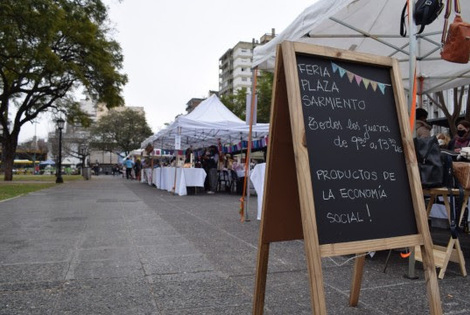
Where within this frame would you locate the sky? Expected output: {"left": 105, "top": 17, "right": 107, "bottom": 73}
{"left": 18, "top": 0, "right": 317, "bottom": 143}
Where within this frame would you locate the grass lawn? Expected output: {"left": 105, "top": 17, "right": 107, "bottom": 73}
{"left": 0, "top": 175, "right": 83, "bottom": 201}
{"left": 0, "top": 183, "right": 57, "bottom": 201}
{"left": 10, "top": 175, "right": 83, "bottom": 182}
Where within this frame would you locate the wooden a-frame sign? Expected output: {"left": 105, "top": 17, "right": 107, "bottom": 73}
{"left": 252, "top": 41, "right": 442, "bottom": 314}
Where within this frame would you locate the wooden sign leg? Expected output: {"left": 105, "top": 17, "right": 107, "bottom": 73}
{"left": 252, "top": 44, "right": 305, "bottom": 314}
{"left": 419, "top": 244, "right": 443, "bottom": 315}
{"left": 416, "top": 190, "right": 443, "bottom": 314}
{"left": 253, "top": 242, "right": 270, "bottom": 315}
{"left": 349, "top": 254, "right": 366, "bottom": 307}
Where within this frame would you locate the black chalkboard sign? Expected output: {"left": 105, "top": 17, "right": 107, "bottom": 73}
{"left": 254, "top": 42, "right": 442, "bottom": 315}
{"left": 296, "top": 53, "right": 418, "bottom": 245}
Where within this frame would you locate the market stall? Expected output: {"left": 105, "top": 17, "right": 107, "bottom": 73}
{"left": 142, "top": 94, "right": 269, "bottom": 151}
{"left": 141, "top": 94, "right": 268, "bottom": 196}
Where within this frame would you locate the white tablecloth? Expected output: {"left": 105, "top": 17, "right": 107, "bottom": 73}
{"left": 152, "top": 167, "right": 206, "bottom": 196}
{"left": 250, "top": 163, "right": 266, "bottom": 220}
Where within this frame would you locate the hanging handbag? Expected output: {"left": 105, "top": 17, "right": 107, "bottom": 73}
{"left": 441, "top": 0, "right": 470, "bottom": 63}
{"left": 453, "top": 161, "right": 470, "bottom": 189}
{"left": 401, "top": 0, "right": 444, "bottom": 36}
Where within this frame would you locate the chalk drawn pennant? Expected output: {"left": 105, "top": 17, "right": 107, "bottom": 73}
{"left": 253, "top": 41, "right": 442, "bottom": 315}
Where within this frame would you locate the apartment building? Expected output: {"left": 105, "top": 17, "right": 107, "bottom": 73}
{"left": 219, "top": 29, "right": 275, "bottom": 97}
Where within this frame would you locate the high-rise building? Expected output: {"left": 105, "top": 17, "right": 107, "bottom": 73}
{"left": 219, "top": 29, "right": 275, "bottom": 97}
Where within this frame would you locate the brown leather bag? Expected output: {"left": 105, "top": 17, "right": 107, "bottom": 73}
{"left": 441, "top": 0, "right": 470, "bottom": 63}
{"left": 453, "top": 161, "right": 470, "bottom": 189}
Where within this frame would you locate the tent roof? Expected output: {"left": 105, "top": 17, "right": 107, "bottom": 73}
{"left": 253, "top": 0, "right": 470, "bottom": 94}
{"left": 179, "top": 94, "right": 244, "bottom": 127}
{"left": 39, "top": 159, "right": 55, "bottom": 165}
{"left": 142, "top": 95, "right": 269, "bottom": 149}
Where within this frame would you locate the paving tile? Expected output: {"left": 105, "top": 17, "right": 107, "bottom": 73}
{"left": 54, "top": 277, "right": 157, "bottom": 314}
{"left": 1, "top": 176, "right": 469, "bottom": 314}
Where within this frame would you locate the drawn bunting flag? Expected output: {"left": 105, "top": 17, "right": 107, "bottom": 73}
{"left": 331, "top": 62, "right": 390, "bottom": 95}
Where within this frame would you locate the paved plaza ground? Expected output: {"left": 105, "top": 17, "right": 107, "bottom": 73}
{"left": 0, "top": 176, "right": 469, "bottom": 314}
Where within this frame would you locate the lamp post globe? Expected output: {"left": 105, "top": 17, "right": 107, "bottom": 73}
{"left": 56, "top": 118, "right": 65, "bottom": 184}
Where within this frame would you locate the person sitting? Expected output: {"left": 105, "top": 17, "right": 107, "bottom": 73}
{"left": 415, "top": 108, "right": 432, "bottom": 138}
{"left": 224, "top": 154, "right": 234, "bottom": 170}
{"left": 436, "top": 133, "right": 451, "bottom": 149}
{"left": 448, "top": 120, "right": 470, "bottom": 153}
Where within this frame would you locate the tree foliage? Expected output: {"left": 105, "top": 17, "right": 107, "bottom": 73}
{"left": 221, "top": 88, "right": 248, "bottom": 120}
{"left": 220, "top": 71, "right": 273, "bottom": 123}
{"left": 0, "top": 0, "right": 127, "bottom": 180}
{"left": 90, "top": 108, "right": 153, "bottom": 156}
{"left": 256, "top": 71, "right": 274, "bottom": 123}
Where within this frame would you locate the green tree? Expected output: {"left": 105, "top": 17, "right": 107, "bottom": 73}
{"left": 220, "top": 71, "right": 273, "bottom": 123}
{"left": 256, "top": 71, "right": 274, "bottom": 123}
{"left": 221, "top": 88, "right": 248, "bottom": 120}
{"left": 0, "top": 0, "right": 127, "bottom": 180}
{"left": 90, "top": 108, "right": 153, "bottom": 156}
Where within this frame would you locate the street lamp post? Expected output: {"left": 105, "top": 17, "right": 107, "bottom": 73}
{"left": 79, "top": 144, "right": 89, "bottom": 179}
{"left": 56, "top": 118, "right": 65, "bottom": 183}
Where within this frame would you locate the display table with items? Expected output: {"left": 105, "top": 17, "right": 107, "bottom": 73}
{"left": 415, "top": 187, "right": 469, "bottom": 279}
{"left": 152, "top": 167, "right": 206, "bottom": 196}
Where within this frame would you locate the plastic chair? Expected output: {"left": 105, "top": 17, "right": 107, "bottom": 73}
{"left": 230, "top": 170, "right": 238, "bottom": 193}
{"left": 217, "top": 170, "right": 231, "bottom": 192}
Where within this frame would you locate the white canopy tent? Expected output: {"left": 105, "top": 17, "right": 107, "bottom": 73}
{"left": 142, "top": 94, "right": 269, "bottom": 150}
{"left": 253, "top": 0, "right": 470, "bottom": 95}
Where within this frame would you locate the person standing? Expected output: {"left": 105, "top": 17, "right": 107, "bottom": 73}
{"left": 134, "top": 159, "right": 142, "bottom": 181}
{"left": 124, "top": 158, "right": 134, "bottom": 180}
{"left": 202, "top": 147, "right": 218, "bottom": 194}
{"left": 415, "top": 108, "right": 432, "bottom": 138}
{"left": 93, "top": 161, "right": 100, "bottom": 176}
{"left": 112, "top": 164, "right": 119, "bottom": 176}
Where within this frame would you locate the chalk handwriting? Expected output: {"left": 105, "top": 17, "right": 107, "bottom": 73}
{"left": 300, "top": 79, "right": 339, "bottom": 93}
{"left": 326, "top": 211, "right": 365, "bottom": 224}
{"left": 338, "top": 185, "right": 387, "bottom": 200}
{"left": 302, "top": 95, "right": 366, "bottom": 110}
{"left": 323, "top": 189, "right": 335, "bottom": 200}
{"left": 297, "top": 63, "right": 331, "bottom": 77}
{"left": 316, "top": 169, "right": 379, "bottom": 181}
{"left": 308, "top": 116, "right": 343, "bottom": 131}
{"left": 326, "top": 204, "right": 372, "bottom": 224}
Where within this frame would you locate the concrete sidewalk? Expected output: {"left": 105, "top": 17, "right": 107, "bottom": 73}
{"left": 0, "top": 176, "right": 469, "bottom": 314}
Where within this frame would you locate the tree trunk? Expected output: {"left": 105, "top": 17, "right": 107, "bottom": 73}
{"left": 3, "top": 132, "right": 19, "bottom": 181}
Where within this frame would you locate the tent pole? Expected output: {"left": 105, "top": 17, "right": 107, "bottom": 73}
{"left": 408, "top": 0, "right": 417, "bottom": 113}
{"left": 406, "top": 0, "right": 419, "bottom": 280}
{"left": 159, "top": 138, "right": 163, "bottom": 190}
{"left": 240, "top": 66, "right": 258, "bottom": 222}
{"left": 150, "top": 145, "right": 154, "bottom": 185}
{"left": 172, "top": 127, "right": 182, "bottom": 195}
